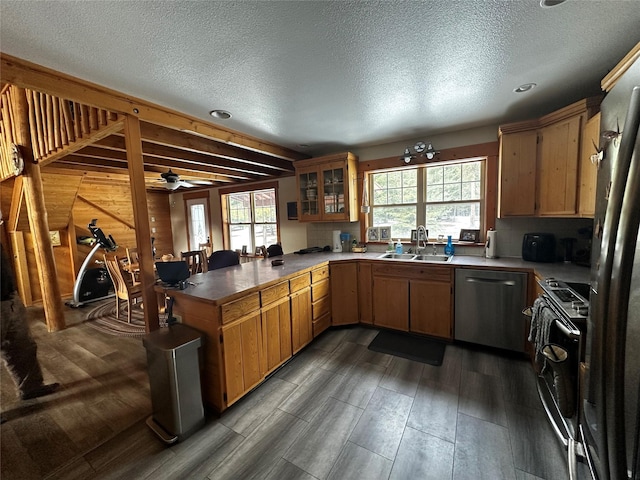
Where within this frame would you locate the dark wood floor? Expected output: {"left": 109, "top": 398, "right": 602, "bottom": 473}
{"left": 2, "top": 307, "right": 571, "bottom": 480}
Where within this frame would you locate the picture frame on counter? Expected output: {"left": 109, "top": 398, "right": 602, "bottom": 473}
{"left": 459, "top": 229, "right": 480, "bottom": 242}
{"left": 367, "top": 227, "right": 379, "bottom": 242}
{"left": 379, "top": 226, "right": 391, "bottom": 241}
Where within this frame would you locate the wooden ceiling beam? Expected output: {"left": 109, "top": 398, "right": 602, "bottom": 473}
{"left": 56, "top": 155, "right": 236, "bottom": 184}
{"left": 90, "top": 135, "right": 276, "bottom": 177}
{"left": 1, "top": 53, "right": 309, "bottom": 162}
{"left": 69, "top": 148, "right": 255, "bottom": 181}
{"left": 138, "top": 123, "right": 295, "bottom": 172}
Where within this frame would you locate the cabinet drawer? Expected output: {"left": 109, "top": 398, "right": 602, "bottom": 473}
{"left": 372, "top": 263, "right": 451, "bottom": 282}
{"left": 221, "top": 292, "right": 261, "bottom": 324}
{"left": 261, "top": 281, "right": 290, "bottom": 307}
{"left": 313, "top": 295, "right": 331, "bottom": 320}
{"left": 313, "top": 312, "right": 331, "bottom": 337}
{"left": 311, "top": 278, "right": 330, "bottom": 302}
{"left": 311, "top": 265, "right": 329, "bottom": 283}
{"left": 290, "top": 273, "right": 311, "bottom": 293}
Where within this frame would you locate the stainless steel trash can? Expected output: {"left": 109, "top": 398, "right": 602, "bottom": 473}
{"left": 142, "top": 323, "right": 205, "bottom": 443}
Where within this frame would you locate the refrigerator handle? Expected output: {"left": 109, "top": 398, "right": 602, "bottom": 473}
{"left": 604, "top": 85, "right": 640, "bottom": 480}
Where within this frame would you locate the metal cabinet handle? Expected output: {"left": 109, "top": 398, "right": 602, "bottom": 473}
{"left": 465, "top": 277, "right": 516, "bottom": 286}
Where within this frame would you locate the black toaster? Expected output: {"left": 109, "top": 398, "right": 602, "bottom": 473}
{"left": 522, "top": 233, "right": 556, "bottom": 262}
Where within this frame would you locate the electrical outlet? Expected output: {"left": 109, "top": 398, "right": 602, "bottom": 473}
{"left": 172, "top": 314, "right": 182, "bottom": 323}
{"left": 151, "top": 227, "right": 156, "bottom": 233}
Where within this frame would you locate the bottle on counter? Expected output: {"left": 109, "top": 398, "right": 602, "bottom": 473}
{"left": 395, "top": 239, "right": 403, "bottom": 254}
{"left": 444, "top": 235, "right": 455, "bottom": 256}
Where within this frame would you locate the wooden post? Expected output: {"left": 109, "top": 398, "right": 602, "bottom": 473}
{"left": 123, "top": 115, "right": 159, "bottom": 331}
{"left": 13, "top": 87, "right": 66, "bottom": 331}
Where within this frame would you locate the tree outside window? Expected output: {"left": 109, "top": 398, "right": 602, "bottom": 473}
{"left": 227, "top": 188, "right": 278, "bottom": 251}
{"left": 369, "top": 159, "right": 483, "bottom": 241}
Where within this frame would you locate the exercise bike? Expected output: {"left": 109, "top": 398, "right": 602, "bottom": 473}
{"left": 67, "top": 219, "right": 118, "bottom": 307}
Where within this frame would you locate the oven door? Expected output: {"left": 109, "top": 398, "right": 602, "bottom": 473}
{"left": 528, "top": 295, "right": 582, "bottom": 447}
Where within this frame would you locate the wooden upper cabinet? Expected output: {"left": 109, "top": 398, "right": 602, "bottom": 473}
{"left": 497, "top": 97, "right": 601, "bottom": 218}
{"left": 294, "top": 152, "right": 358, "bottom": 222}
{"left": 578, "top": 113, "right": 601, "bottom": 217}
{"left": 537, "top": 114, "right": 582, "bottom": 216}
{"left": 498, "top": 130, "right": 538, "bottom": 216}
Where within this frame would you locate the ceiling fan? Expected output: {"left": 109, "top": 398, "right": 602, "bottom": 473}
{"left": 149, "top": 169, "right": 214, "bottom": 190}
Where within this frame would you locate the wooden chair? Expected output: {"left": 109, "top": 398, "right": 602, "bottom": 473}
{"left": 125, "top": 247, "right": 140, "bottom": 284}
{"left": 198, "top": 241, "right": 212, "bottom": 257}
{"left": 103, "top": 254, "right": 143, "bottom": 323}
{"left": 181, "top": 250, "right": 208, "bottom": 274}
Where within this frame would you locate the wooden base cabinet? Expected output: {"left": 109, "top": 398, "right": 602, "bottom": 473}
{"left": 409, "top": 276, "right": 453, "bottom": 339}
{"left": 261, "top": 297, "right": 292, "bottom": 376}
{"left": 221, "top": 312, "right": 263, "bottom": 406}
{"left": 371, "top": 263, "right": 453, "bottom": 338}
{"left": 290, "top": 272, "right": 312, "bottom": 353}
{"left": 372, "top": 265, "right": 409, "bottom": 331}
{"left": 330, "top": 262, "right": 359, "bottom": 326}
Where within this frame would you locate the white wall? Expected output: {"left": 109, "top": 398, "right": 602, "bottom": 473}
{"left": 169, "top": 176, "right": 308, "bottom": 256}
{"left": 168, "top": 124, "right": 593, "bottom": 261}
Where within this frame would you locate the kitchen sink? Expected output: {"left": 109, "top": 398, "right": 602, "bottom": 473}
{"left": 413, "top": 254, "right": 453, "bottom": 263}
{"left": 376, "top": 253, "right": 453, "bottom": 263}
{"left": 377, "top": 253, "right": 417, "bottom": 260}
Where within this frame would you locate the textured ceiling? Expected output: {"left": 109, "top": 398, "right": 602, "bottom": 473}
{"left": 2, "top": 1, "right": 640, "bottom": 157}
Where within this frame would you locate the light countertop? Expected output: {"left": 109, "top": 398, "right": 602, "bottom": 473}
{"left": 157, "top": 251, "right": 590, "bottom": 305}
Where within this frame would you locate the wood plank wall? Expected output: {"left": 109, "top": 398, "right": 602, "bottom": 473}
{"left": 4, "top": 175, "right": 173, "bottom": 304}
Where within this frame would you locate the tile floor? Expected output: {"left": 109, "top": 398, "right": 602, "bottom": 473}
{"left": 51, "top": 325, "right": 572, "bottom": 479}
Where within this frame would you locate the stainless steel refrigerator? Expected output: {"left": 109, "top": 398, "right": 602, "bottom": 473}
{"left": 578, "top": 53, "right": 640, "bottom": 480}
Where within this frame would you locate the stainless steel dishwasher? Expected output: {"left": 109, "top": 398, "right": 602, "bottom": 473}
{"left": 455, "top": 269, "right": 528, "bottom": 352}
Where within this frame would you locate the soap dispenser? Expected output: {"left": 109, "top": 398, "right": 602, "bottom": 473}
{"left": 395, "top": 239, "right": 403, "bottom": 254}
{"left": 444, "top": 235, "right": 455, "bottom": 256}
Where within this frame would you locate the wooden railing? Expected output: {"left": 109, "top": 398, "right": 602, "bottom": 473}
{"left": 1, "top": 84, "right": 121, "bottom": 179}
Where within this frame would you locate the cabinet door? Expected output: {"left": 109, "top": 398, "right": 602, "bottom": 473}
{"left": 297, "top": 166, "right": 322, "bottom": 222}
{"left": 538, "top": 115, "right": 582, "bottom": 216}
{"left": 330, "top": 262, "right": 359, "bottom": 325}
{"left": 578, "top": 113, "right": 600, "bottom": 217}
{"left": 261, "top": 298, "right": 292, "bottom": 375}
{"left": 222, "top": 312, "right": 263, "bottom": 406}
{"left": 409, "top": 280, "right": 452, "bottom": 339}
{"left": 372, "top": 276, "right": 409, "bottom": 331}
{"left": 498, "top": 131, "right": 538, "bottom": 216}
{"left": 291, "top": 287, "right": 312, "bottom": 353}
{"left": 358, "top": 262, "right": 373, "bottom": 324}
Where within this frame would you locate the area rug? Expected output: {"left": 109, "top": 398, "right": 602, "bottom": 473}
{"left": 368, "top": 330, "right": 446, "bottom": 366}
{"left": 85, "top": 301, "right": 166, "bottom": 337}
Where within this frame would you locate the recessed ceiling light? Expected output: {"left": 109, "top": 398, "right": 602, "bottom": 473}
{"left": 297, "top": 144, "right": 310, "bottom": 149}
{"left": 209, "top": 109, "right": 232, "bottom": 119}
{"left": 514, "top": 83, "right": 537, "bottom": 93}
{"left": 540, "top": 0, "right": 567, "bottom": 7}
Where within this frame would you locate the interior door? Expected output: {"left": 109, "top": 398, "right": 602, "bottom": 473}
{"left": 185, "top": 197, "right": 211, "bottom": 251}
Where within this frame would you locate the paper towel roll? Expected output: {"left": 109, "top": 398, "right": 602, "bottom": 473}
{"left": 332, "top": 230, "right": 342, "bottom": 252}
{"left": 486, "top": 230, "right": 497, "bottom": 258}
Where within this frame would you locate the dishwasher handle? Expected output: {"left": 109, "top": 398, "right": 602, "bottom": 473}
{"left": 464, "top": 277, "right": 517, "bottom": 286}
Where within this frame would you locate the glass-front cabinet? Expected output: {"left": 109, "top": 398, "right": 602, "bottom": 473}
{"left": 295, "top": 152, "right": 358, "bottom": 222}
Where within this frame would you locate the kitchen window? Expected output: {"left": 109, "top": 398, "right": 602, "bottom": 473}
{"left": 221, "top": 183, "right": 280, "bottom": 252}
{"left": 369, "top": 158, "right": 484, "bottom": 241}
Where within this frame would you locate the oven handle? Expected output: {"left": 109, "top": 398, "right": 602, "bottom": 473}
{"left": 525, "top": 295, "right": 581, "bottom": 339}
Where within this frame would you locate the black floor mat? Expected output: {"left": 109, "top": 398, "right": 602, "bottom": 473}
{"left": 368, "top": 330, "right": 446, "bottom": 366}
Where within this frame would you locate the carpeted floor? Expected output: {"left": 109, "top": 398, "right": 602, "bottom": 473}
{"left": 85, "top": 300, "right": 166, "bottom": 336}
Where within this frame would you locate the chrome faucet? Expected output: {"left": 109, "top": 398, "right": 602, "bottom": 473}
{"left": 416, "top": 225, "right": 428, "bottom": 254}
